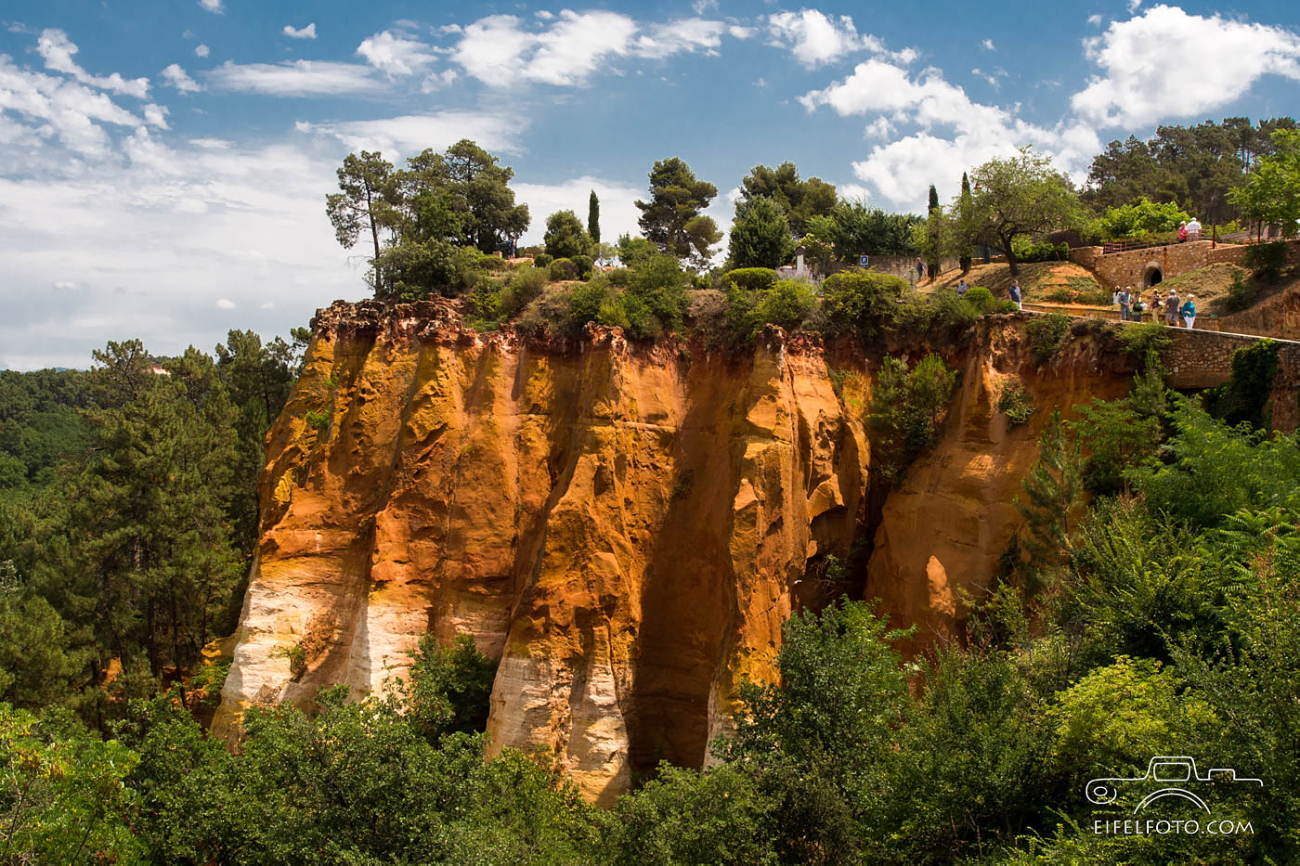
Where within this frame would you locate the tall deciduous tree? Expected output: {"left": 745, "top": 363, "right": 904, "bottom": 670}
{"left": 970, "top": 149, "right": 1082, "bottom": 276}
{"left": 326, "top": 151, "right": 398, "bottom": 294}
{"left": 1230, "top": 128, "right": 1300, "bottom": 237}
{"left": 587, "top": 190, "right": 601, "bottom": 244}
{"left": 543, "top": 210, "right": 592, "bottom": 260}
{"left": 728, "top": 197, "right": 795, "bottom": 270}
{"left": 635, "top": 157, "right": 722, "bottom": 266}
{"left": 739, "top": 162, "right": 837, "bottom": 237}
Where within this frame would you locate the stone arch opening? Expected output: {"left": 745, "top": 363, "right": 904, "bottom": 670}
{"left": 1144, "top": 264, "right": 1164, "bottom": 288}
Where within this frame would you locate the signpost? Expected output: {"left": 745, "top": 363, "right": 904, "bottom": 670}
{"left": 858, "top": 255, "right": 870, "bottom": 268}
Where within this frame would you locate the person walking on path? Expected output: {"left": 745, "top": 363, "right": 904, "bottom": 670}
{"left": 1181, "top": 294, "right": 1197, "bottom": 329}
{"left": 1117, "top": 286, "right": 1131, "bottom": 322}
{"left": 916, "top": 257, "right": 924, "bottom": 281}
{"left": 1164, "top": 288, "right": 1181, "bottom": 326}
{"left": 1009, "top": 279, "right": 1023, "bottom": 310}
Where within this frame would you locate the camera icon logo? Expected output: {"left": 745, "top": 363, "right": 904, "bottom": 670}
{"left": 1085, "top": 756, "right": 1262, "bottom": 814}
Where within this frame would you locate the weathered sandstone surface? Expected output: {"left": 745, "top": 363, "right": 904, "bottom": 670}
{"left": 215, "top": 301, "right": 1189, "bottom": 802}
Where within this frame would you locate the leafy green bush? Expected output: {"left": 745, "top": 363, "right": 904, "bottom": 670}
{"left": 820, "top": 271, "right": 908, "bottom": 341}
{"left": 1097, "top": 198, "right": 1190, "bottom": 240}
{"left": 867, "top": 353, "right": 959, "bottom": 479}
{"left": 622, "top": 255, "right": 689, "bottom": 338}
{"left": 1244, "top": 240, "right": 1290, "bottom": 282}
{"left": 1203, "top": 338, "right": 1281, "bottom": 429}
{"left": 304, "top": 409, "right": 330, "bottom": 431}
{"left": 549, "top": 258, "right": 578, "bottom": 281}
{"left": 724, "top": 280, "right": 817, "bottom": 343}
{"left": 478, "top": 254, "right": 510, "bottom": 272}
{"left": 996, "top": 381, "right": 1035, "bottom": 425}
{"left": 465, "top": 279, "right": 503, "bottom": 326}
{"left": 1024, "top": 313, "right": 1070, "bottom": 361}
{"left": 722, "top": 267, "right": 779, "bottom": 293}
{"left": 962, "top": 286, "right": 995, "bottom": 312}
{"left": 499, "top": 267, "right": 549, "bottom": 319}
{"left": 1012, "top": 239, "right": 1069, "bottom": 263}
{"left": 1117, "top": 322, "right": 1172, "bottom": 366}
{"left": 606, "top": 267, "right": 630, "bottom": 287}
{"left": 404, "top": 633, "right": 499, "bottom": 743}
{"left": 532, "top": 252, "right": 553, "bottom": 268}
{"left": 569, "top": 254, "right": 594, "bottom": 280}
{"left": 374, "top": 240, "right": 480, "bottom": 300}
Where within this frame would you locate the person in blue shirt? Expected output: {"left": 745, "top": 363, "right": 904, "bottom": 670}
{"left": 1181, "top": 294, "right": 1197, "bottom": 329}
{"left": 957, "top": 279, "right": 969, "bottom": 295}
{"left": 1009, "top": 280, "right": 1022, "bottom": 309}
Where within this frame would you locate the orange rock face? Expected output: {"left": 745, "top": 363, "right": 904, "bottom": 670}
{"left": 215, "top": 303, "right": 1141, "bottom": 803}
{"left": 214, "top": 301, "right": 872, "bottom": 805}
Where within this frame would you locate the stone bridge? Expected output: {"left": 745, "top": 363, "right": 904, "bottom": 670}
{"left": 1069, "top": 240, "right": 1250, "bottom": 289}
{"left": 1151, "top": 327, "right": 1299, "bottom": 430}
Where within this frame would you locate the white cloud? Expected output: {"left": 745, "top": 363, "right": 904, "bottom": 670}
{"left": 692, "top": 0, "right": 718, "bottom": 14}
{"left": 283, "top": 23, "right": 317, "bottom": 40}
{"left": 421, "top": 69, "right": 459, "bottom": 92}
{"left": 0, "top": 54, "right": 142, "bottom": 155}
{"left": 1072, "top": 5, "right": 1300, "bottom": 128}
{"left": 0, "top": 138, "right": 361, "bottom": 370}
{"left": 143, "top": 104, "right": 169, "bottom": 129}
{"left": 452, "top": 11, "right": 730, "bottom": 87}
{"left": 298, "top": 111, "right": 525, "bottom": 158}
{"left": 37, "top": 29, "right": 150, "bottom": 98}
{"left": 207, "top": 60, "right": 383, "bottom": 96}
{"left": 801, "top": 57, "right": 1101, "bottom": 210}
{"left": 1087, "top": 14, "right": 1103, "bottom": 26}
{"left": 198, "top": 0, "right": 223, "bottom": 14}
{"left": 981, "top": 38, "right": 995, "bottom": 51}
{"left": 1127, "top": 0, "right": 1143, "bottom": 11}
{"left": 635, "top": 18, "right": 727, "bottom": 59}
{"left": 161, "top": 63, "right": 203, "bottom": 93}
{"left": 53, "top": 280, "right": 78, "bottom": 290}
{"left": 195, "top": 44, "right": 210, "bottom": 58}
{"left": 729, "top": 25, "right": 757, "bottom": 40}
{"left": 512, "top": 177, "right": 644, "bottom": 246}
{"left": 189, "top": 138, "right": 231, "bottom": 149}
{"left": 216, "top": 298, "right": 236, "bottom": 309}
{"left": 356, "top": 31, "right": 437, "bottom": 77}
{"left": 766, "top": 10, "right": 880, "bottom": 67}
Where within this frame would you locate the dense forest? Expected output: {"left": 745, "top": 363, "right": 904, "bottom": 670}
{"left": 3, "top": 115, "right": 1300, "bottom": 863}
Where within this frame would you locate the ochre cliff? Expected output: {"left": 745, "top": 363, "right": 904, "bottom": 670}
{"left": 215, "top": 301, "right": 1166, "bottom": 802}
{"left": 213, "top": 300, "right": 874, "bottom": 804}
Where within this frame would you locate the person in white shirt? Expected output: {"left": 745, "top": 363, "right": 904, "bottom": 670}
{"left": 1186, "top": 217, "right": 1202, "bottom": 241}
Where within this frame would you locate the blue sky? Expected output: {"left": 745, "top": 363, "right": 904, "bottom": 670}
{"left": 2, "top": 1, "right": 1299, "bottom": 368}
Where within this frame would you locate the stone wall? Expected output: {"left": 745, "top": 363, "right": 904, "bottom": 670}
{"left": 868, "top": 254, "right": 961, "bottom": 282}
{"left": 1070, "top": 241, "right": 1250, "bottom": 289}
{"left": 1164, "top": 328, "right": 1300, "bottom": 431}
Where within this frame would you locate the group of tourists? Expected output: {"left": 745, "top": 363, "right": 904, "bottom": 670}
{"left": 1177, "top": 218, "right": 1203, "bottom": 243}
{"left": 1114, "top": 285, "right": 1196, "bottom": 328}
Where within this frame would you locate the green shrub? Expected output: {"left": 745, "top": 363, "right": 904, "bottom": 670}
{"left": 532, "top": 252, "right": 554, "bottom": 268}
{"left": 374, "top": 241, "right": 480, "bottom": 300}
{"left": 1024, "top": 313, "right": 1070, "bottom": 361}
{"left": 962, "top": 286, "right": 996, "bottom": 313}
{"left": 569, "top": 254, "right": 594, "bottom": 280}
{"left": 304, "top": 409, "right": 330, "bottom": 431}
{"left": 821, "top": 271, "right": 908, "bottom": 341}
{"left": 607, "top": 267, "right": 630, "bottom": 287}
{"left": 1203, "top": 338, "right": 1281, "bottom": 429}
{"left": 465, "top": 280, "right": 503, "bottom": 325}
{"left": 931, "top": 289, "right": 978, "bottom": 333}
{"left": 1117, "top": 322, "right": 1172, "bottom": 366}
{"left": 499, "top": 267, "right": 549, "bottom": 319}
{"left": 725, "top": 280, "right": 818, "bottom": 343}
{"left": 1243, "top": 240, "right": 1290, "bottom": 282}
{"left": 478, "top": 254, "right": 510, "bottom": 272}
{"left": 549, "top": 258, "right": 578, "bottom": 281}
{"left": 623, "top": 255, "right": 689, "bottom": 338}
{"left": 1012, "top": 239, "right": 1069, "bottom": 263}
{"left": 567, "top": 278, "right": 628, "bottom": 335}
{"left": 867, "top": 353, "right": 959, "bottom": 480}
{"left": 722, "top": 268, "right": 779, "bottom": 293}
{"left": 996, "top": 382, "right": 1035, "bottom": 425}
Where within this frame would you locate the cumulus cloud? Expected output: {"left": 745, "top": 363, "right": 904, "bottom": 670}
{"left": 356, "top": 31, "right": 437, "bottom": 77}
{"left": 766, "top": 9, "right": 881, "bottom": 67}
{"left": 1072, "top": 5, "right": 1300, "bottom": 128}
{"left": 216, "top": 298, "right": 236, "bottom": 309}
{"left": 195, "top": 44, "right": 210, "bottom": 58}
{"left": 161, "top": 63, "right": 202, "bottom": 93}
{"left": 283, "top": 23, "right": 317, "bottom": 40}
{"left": 37, "top": 29, "right": 150, "bottom": 98}
{"left": 0, "top": 53, "right": 142, "bottom": 156}
{"left": 451, "top": 10, "right": 732, "bottom": 87}
{"left": 207, "top": 60, "right": 383, "bottom": 96}
{"left": 296, "top": 110, "right": 525, "bottom": 158}
{"left": 198, "top": 0, "right": 223, "bottom": 14}
{"left": 981, "top": 38, "right": 995, "bottom": 51}
{"left": 801, "top": 58, "right": 1100, "bottom": 210}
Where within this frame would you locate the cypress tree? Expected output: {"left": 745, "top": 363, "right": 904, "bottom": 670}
{"left": 925, "top": 184, "right": 942, "bottom": 280}
{"left": 959, "top": 172, "right": 974, "bottom": 274}
{"left": 587, "top": 190, "right": 601, "bottom": 245}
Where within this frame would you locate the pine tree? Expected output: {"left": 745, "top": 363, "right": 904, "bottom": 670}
{"left": 1015, "top": 409, "right": 1083, "bottom": 570}
{"left": 587, "top": 190, "right": 601, "bottom": 244}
